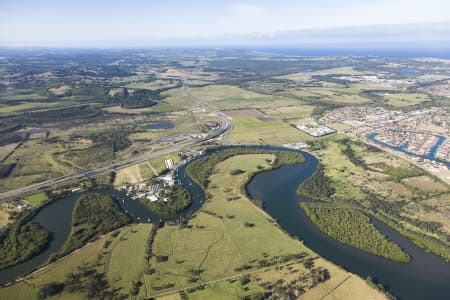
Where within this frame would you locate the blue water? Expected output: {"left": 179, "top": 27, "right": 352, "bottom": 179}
{"left": 247, "top": 162, "right": 450, "bottom": 300}
{"left": 367, "top": 130, "right": 449, "bottom": 168}
{"left": 146, "top": 122, "right": 174, "bottom": 130}
{"left": 256, "top": 48, "right": 450, "bottom": 59}
{"left": 399, "top": 68, "right": 423, "bottom": 76}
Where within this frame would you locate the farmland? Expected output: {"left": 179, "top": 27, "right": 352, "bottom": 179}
{"left": 0, "top": 48, "right": 449, "bottom": 299}
{"left": 0, "top": 153, "right": 385, "bottom": 299}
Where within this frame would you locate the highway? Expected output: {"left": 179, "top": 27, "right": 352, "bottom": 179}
{"left": 0, "top": 81, "right": 233, "bottom": 201}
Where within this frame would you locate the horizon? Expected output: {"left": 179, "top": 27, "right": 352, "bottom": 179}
{"left": 1, "top": 0, "right": 450, "bottom": 48}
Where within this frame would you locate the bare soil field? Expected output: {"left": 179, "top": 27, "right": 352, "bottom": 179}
{"left": 48, "top": 85, "right": 71, "bottom": 96}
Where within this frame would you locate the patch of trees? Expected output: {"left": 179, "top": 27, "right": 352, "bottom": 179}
{"left": 401, "top": 216, "right": 443, "bottom": 235}
{"left": 338, "top": 138, "right": 369, "bottom": 169}
{"left": 71, "top": 86, "right": 109, "bottom": 100}
{"left": 37, "top": 282, "right": 65, "bottom": 299}
{"left": 371, "top": 162, "right": 425, "bottom": 182}
{"left": 237, "top": 252, "right": 309, "bottom": 270}
{"left": 255, "top": 264, "right": 330, "bottom": 300}
{"left": 39, "top": 265, "right": 122, "bottom": 299}
{"left": 244, "top": 222, "right": 255, "bottom": 227}
{"left": 0, "top": 163, "right": 16, "bottom": 178}
{"left": 310, "top": 267, "right": 331, "bottom": 287}
{"left": 0, "top": 211, "right": 50, "bottom": 270}
{"left": 365, "top": 276, "right": 397, "bottom": 300}
{"left": 366, "top": 193, "right": 404, "bottom": 217}
{"left": 0, "top": 132, "right": 26, "bottom": 146}
{"left": 106, "top": 87, "right": 168, "bottom": 108}
{"left": 301, "top": 203, "right": 410, "bottom": 263}
{"left": 121, "top": 88, "right": 163, "bottom": 108}
{"left": 376, "top": 214, "right": 450, "bottom": 262}
{"left": 89, "top": 128, "right": 131, "bottom": 153}
{"left": 22, "top": 105, "right": 101, "bottom": 124}
{"left": 0, "top": 122, "right": 21, "bottom": 134}
{"left": 230, "top": 169, "right": 246, "bottom": 175}
{"left": 145, "top": 223, "right": 159, "bottom": 275}
{"left": 186, "top": 147, "right": 305, "bottom": 188}
{"left": 297, "top": 165, "right": 335, "bottom": 200}
{"left": 144, "top": 185, "right": 191, "bottom": 217}
{"left": 59, "top": 193, "right": 129, "bottom": 256}
{"left": 66, "top": 128, "right": 131, "bottom": 167}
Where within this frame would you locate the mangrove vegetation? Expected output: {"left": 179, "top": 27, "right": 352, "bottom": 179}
{"left": 143, "top": 185, "right": 191, "bottom": 217}
{"left": 301, "top": 203, "right": 410, "bottom": 263}
{"left": 59, "top": 193, "right": 129, "bottom": 256}
{"left": 0, "top": 215, "right": 49, "bottom": 271}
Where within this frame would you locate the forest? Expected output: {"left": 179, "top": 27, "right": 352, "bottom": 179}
{"left": 301, "top": 203, "right": 410, "bottom": 263}
{"left": 0, "top": 212, "right": 49, "bottom": 270}
{"left": 297, "top": 165, "right": 335, "bottom": 200}
{"left": 58, "top": 193, "right": 129, "bottom": 257}
{"left": 143, "top": 185, "right": 191, "bottom": 216}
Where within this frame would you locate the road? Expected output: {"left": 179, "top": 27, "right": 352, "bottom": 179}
{"left": 0, "top": 81, "right": 233, "bottom": 201}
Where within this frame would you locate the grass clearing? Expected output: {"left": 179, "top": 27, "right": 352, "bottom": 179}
{"left": 0, "top": 143, "right": 19, "bottom": 162}
{"left": 384, "top": 93, "right": 431, "bottom": 107}
{"left": 0, "top": 102, "right": 60, "bottom": 114}
{"left": 0, "top": 223, "right": 151, "bottom": 300}
{"left": 229, "top": 116, "right": 312, "bottom": 144}
{"left": 260, "top": 104, "right": 316, "bottom": 119}
{"left": 106, "top": 223, "right": 151, "bottom": 294}
{"left": 114, "top": 164, "right": 144, "bottom": 185}
{"left": 24, "top": 192, "right": 48, "bottom": 207}
{"left": 145, "top": 154, "right": 313, "bottom": 291}
{"left": 401, "top": 175, "right": 448, "bottom": 193}
{"left": 0, "top": 153, "right": 384, "bottom": 300}
{"left": 190, "top": 85, "right": 300, "bottom": 110}
{"left": 144, "top": 154, "right": 384, "bottom": 299}
{"left": 114, "top": 151, "right": 180, "bottom": 186}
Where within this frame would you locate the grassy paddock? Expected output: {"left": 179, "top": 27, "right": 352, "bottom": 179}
{"left": 229, "top": 116, "right": 311, "bottom": 144}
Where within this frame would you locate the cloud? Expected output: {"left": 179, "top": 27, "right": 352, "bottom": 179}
{"left": 216, "top": 3, "right": 269, "bottom": 34}
{"left": 229, "top": 4, "right": 266, "bottom": 16}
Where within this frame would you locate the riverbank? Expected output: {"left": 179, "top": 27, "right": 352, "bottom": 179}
{"left": 246, "top": 154, "right": 450, "bottom": 300}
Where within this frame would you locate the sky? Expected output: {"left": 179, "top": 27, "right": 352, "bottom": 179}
{"left": 1, "top": 0, "right": 450, "bottom": 47}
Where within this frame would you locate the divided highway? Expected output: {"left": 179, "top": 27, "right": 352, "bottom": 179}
{"left": 0, "top": 82, "right": 233, "bottom": 201}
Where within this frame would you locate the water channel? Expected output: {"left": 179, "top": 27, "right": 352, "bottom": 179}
{"left": 0, "top": 147, "right": 448, "bottom": 300}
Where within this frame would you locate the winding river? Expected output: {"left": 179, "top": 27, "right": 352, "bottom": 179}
{"left": 0, "top": 147, "right": 449, "bottom": 300}
{"left": 246, "top": 151, "right": 450, "bottom": 300}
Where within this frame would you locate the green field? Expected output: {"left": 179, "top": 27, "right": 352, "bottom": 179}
{"left": 0, "top": 102, "right": 60, "bottom": 115}
{"left": 0, "top": 153, "right": 384, "bottom": 300}
{"left": 309, "top": 137, "right": 450, "bottom": 260}
{"left": 190, "top": 85, "right": 300, "bottom": 110}
{"left": 229, "top": 116, "right": 311, "bottom": 144}
{"left": 384, "top": 93, "right": 431, "bottom": 107}
{"left": 24, "top": 192, "right": 48, "bottom": 207}
{"left": 142, "top": 153, "right": 383, "bottom": 299}
{"left": 145, "top": 154, "right": 311, "bottom": 291}
{"left": 0, "top": 223, "right": 151, "bottom": 300}
{"left": 105, "top": 223, "right": 151, "bottom": 295}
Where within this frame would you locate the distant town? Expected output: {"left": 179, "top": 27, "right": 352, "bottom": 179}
{"left": 320, "top": 106, "right": 450, "bottom": 183}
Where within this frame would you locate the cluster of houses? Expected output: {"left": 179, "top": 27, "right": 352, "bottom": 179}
{"left": 296, "top": 121, "right": 336, "bottom": 137}
{"left": 120, "top": 174, "right": 176, "bottom": 203}
{"left": 120, "top": 159, "right": 178, "bottom": 203}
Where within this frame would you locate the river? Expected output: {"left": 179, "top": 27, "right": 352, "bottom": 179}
{"left": 246, "top": 151, "right": 450, "bottom": 300}
{"left": 0, "top": 147, "right": 449, "bottom": 300}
